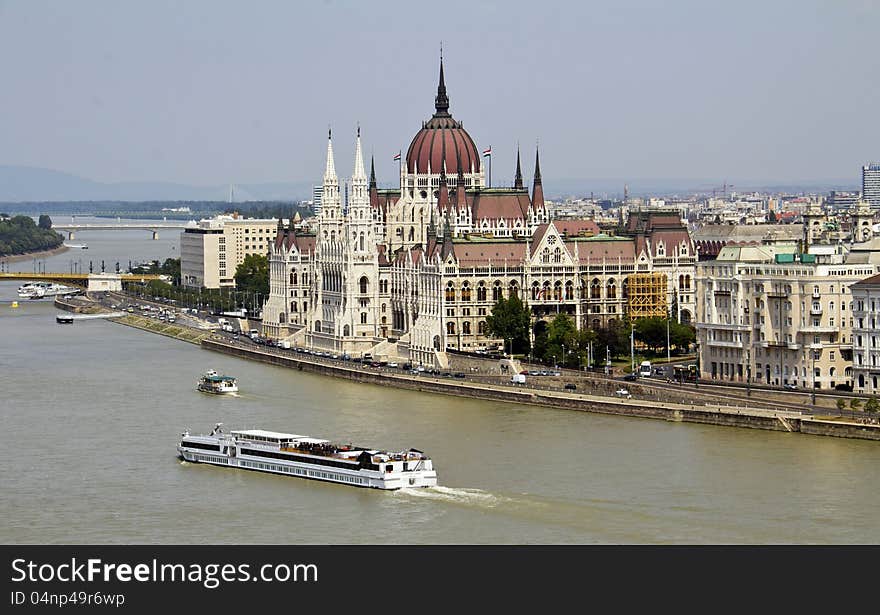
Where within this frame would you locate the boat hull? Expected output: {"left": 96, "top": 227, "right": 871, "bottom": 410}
{"left": 178, "top": 447, "right": 437, "bottom": 490}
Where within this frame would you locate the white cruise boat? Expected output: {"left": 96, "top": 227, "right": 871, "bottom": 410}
{"left": 178, "top": 424, "right": 438, "bottom": 490}
{"left": 18, "top": 282, "right": 79, "bottom": 299}
{"left": 197, "top": 369, "right": 238, "bottom": 394}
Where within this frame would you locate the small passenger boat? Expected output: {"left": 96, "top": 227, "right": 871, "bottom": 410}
{"left": 197, "top": 369, "right": 238, "bottom": 395}
{"left": 56, "top": 314, "right": 74, "bottom": 324}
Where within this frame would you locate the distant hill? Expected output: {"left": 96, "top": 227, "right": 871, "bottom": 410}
{"left": 0, "top": 165, "right": 859, "bottom": 203}
{"left": 0, "top": 166, "right": 315, "bottom": 202}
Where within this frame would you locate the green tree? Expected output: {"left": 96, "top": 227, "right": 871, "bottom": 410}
{"left": 160, "top": 258, "right": 181, "bottom": 285}
{"left": 670, "top": 321, "right": 696, "bottom": 352}
{"left": 38, "top": 214, "right": 52, "bottom": 230}
{"left": 485, "top": 295, "right": 532, "bottom": 355}
{"left": 864, "top": 396, "right": 879, "bottom": 416}
{"left": 836, "top": 398, "right": 847, "bottom": 413}
{"left": 850, "top": 398, "right": 862, "bottom": 413}
{"left": 595, "top": 320, "right": 631, "bottom": 360}
{"left": 634, "top": 317, "right": 666, "bottom": 353}
{"left": 234, "top": 253, "right": 269, "bottom": 297}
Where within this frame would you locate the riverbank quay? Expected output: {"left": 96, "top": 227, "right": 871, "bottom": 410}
{"left": 202, "top": 338, "right": 880, "bottom": 442}
{"left": 0, "top": 244, "right": 69, "bottom": 264}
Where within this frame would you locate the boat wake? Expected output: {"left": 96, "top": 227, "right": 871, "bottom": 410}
{"left": 395, "top": 486, "right": 511, "bottom": 509}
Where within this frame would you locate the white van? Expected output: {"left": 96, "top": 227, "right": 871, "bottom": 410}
{"left": 639, "top": 361, "right": 652, "bottom": 377}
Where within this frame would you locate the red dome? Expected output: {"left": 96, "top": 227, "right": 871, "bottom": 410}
{"left": 406, "top": 119, "right": 480, "bottom": 175}
{"left": 405, "top": 59, "right": 480, "bottom": 175}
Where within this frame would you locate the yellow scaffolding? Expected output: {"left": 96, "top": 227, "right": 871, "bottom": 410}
{"left": 626, "top": 272, "right": 667, "bottom": 321}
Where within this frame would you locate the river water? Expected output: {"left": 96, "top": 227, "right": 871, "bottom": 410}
{"left": 2, "top": 219, "right": 879, "bottom": 544}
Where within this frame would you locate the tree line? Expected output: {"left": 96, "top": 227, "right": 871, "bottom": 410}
{"left": 0, "top": 214, "right": 63, "bottom": 257}
{"left": 485, "top": 295, "right": 696, "bottom": 368}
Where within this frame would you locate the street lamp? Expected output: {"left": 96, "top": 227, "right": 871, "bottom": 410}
{"left": 811, "top": 348, "right": 817, "bottom": 406}
{"left": 746, "top": 347, "right": 751, "bottom": 397}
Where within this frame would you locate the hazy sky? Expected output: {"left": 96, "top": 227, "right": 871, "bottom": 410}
{"left": 1, "top": 0, "right": 878, "bottom": 190}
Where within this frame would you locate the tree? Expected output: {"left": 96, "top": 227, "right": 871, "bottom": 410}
{"left": 160, "top": 258, "right": 181, "bottom": 285}
{"left": 234, "top": 253, "right": 269, "bottom": 297}
{"left": 485, "top": 295, "right": 531, "bottom": 355}
{"left": 38, "top": 214, "right": 52, "bottom": 230}
{"left": 634, "top": 317, "right": 666, "bottom": 353}
{"left": 670, "top": 321, "right": 696, "bottom": 352}
{"left": 836, "top": 398, "right": 847, "bottom": 413}
{"left": 595, "top": 320, "right": 630, "bottom": 360}
{"left": 864, "top": 396, "right": 879, "bottom": 417}
{"left": 850, "top": 398, "right": 862, "bottom": 414}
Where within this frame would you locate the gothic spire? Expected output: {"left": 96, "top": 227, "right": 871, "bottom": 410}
{"left": 353, "top": 124, "right": 366, "bottom": 181}
{"left": 514, "top": 145, "right": 523, "bottom": 190}
{"left": 324, "top": 127, "right": 337, "bottom": 183}
{"left": 531, "top": 145, "right": 544, "bottom": 210}
{"left": 455, "top": 163, "right": 467, "bottom": 209}
{"left": 533, "top": 145, "right": 542, "bottom": 186}
{"left": 369, "top": 154, "right": 376, "bottom": 189}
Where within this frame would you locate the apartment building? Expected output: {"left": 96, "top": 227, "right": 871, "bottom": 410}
{"left": 180, "top": 214, "right": 279, "bottom": 289}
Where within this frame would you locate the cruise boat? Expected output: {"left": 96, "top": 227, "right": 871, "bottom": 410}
{"left": 197, "top": 369, "right": 238, "bottom": 395}
{"left": 63, "top": 242, "right": 88, "bottom": 249}
{"left": 18, "top": 282, "right": 79, "bottom": 299}
{"left": 178, "top": 423, "right": 438, "bottom": 490}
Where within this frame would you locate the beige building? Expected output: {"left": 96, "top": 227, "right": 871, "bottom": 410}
{"left": 696, "top": 245, "right": 875, "bottom": 390}
{"left": 180, "top": 214, "right": 279, "bottom": 289}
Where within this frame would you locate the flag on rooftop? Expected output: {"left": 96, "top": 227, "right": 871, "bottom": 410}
{"left": 482, "top": 146, "right": 492, "bottom": 157}
{"left": 393, "top": 152, "right": 401, "bottom": 161}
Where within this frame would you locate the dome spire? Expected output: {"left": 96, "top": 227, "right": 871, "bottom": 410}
{"left": 434, "top": 48, "right": 450, "bottom": 117}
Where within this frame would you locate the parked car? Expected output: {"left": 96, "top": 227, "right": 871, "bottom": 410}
{"left": 453, "top": 373, "right": 466, "bottom": 379}
{"left": 623, "top": 373, "right": 638, "bottom": 382}
{"left": 615, "top": 388, "right": 632, "bottom": 399}
{"left": 783, "top": 383, "right": 798, "bottom": 391}
{"left": 564, "top": 383, "right": 577, "bottom": 391}
{"left": 387, "top": 362, "right": 399, "bottom": 368}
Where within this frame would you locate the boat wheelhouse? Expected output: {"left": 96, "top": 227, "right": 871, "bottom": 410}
{"left": 178, "top": 424, "right": 437, "bottom": 490}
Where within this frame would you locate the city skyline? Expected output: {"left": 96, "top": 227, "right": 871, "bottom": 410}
{"left": 1, "top": 1, "right": 878, "bottom": 193}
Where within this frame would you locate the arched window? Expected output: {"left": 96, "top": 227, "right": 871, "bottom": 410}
{"left": 461, "top": 282, "right": 472, "bottom": 302}
{"left": 553, "top": 247, "right": 562, "bottom": 263}
{"left": 493, "top": 281, "right": 503, "bottom": 301}
{"left": 554, "top": 281, "right": 562, "bottom": 301}
{"left": 446, "top": 283, "right": 456, "bottom": 302}
{"left": 542, "top": 247, "right": 550, "bottom": 264}
{"left": 542, "top": 281, "right": 551, "bottom": 300}
{"left": 590, "top": 278, "right": 601, "bottom": 299}
{"left": 463, "top": 321, "right": 471, "bottom": 335}
{"left": 607, "top": 278, "right": 616, "bottom": 299}
{"left": 565, "top": 281, "right": 574, "bottom": 301}
{"left": 291, "top": 272, "right": 297, "bottom": 285}
{"left": 361, "top": 312, "right": 367, "bottom": 324}
{"left": 359, "top": 276, "right": 369, "bottom": 294}
{"left": 279, "top": 313, "right": 286, "bottom": 324}
{"left": 685, "top": 275, "right": 691, "bottom": 290}
{"left": 477, "top": 282, "right": 487, "bottom": 302}
{"left": 381, "top": 303, "right": 386, "bottom": 313}
{"left": 478, "top": 321, "right": 486, "bottom": 334}
{"left": 359, "top": 232, "right": 365, "bottom": 251}
{"left": 343, "top": 324, "right": 350, "bottom": 336}
{"left": 447, "top": 321, "right": 456, "bottom": 334}
{"left": 509, "top": 280, "right": 519, "bottom": 299}
{"left": 290, "top": 302, "right": 297, "bottom": 312}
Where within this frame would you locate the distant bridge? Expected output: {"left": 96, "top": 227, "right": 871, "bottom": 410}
{"left": 52, "top": 222, "right": 191, "bottom": 240}
{"left": 0, "top": 272, "right": 166, "bottom": 288}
